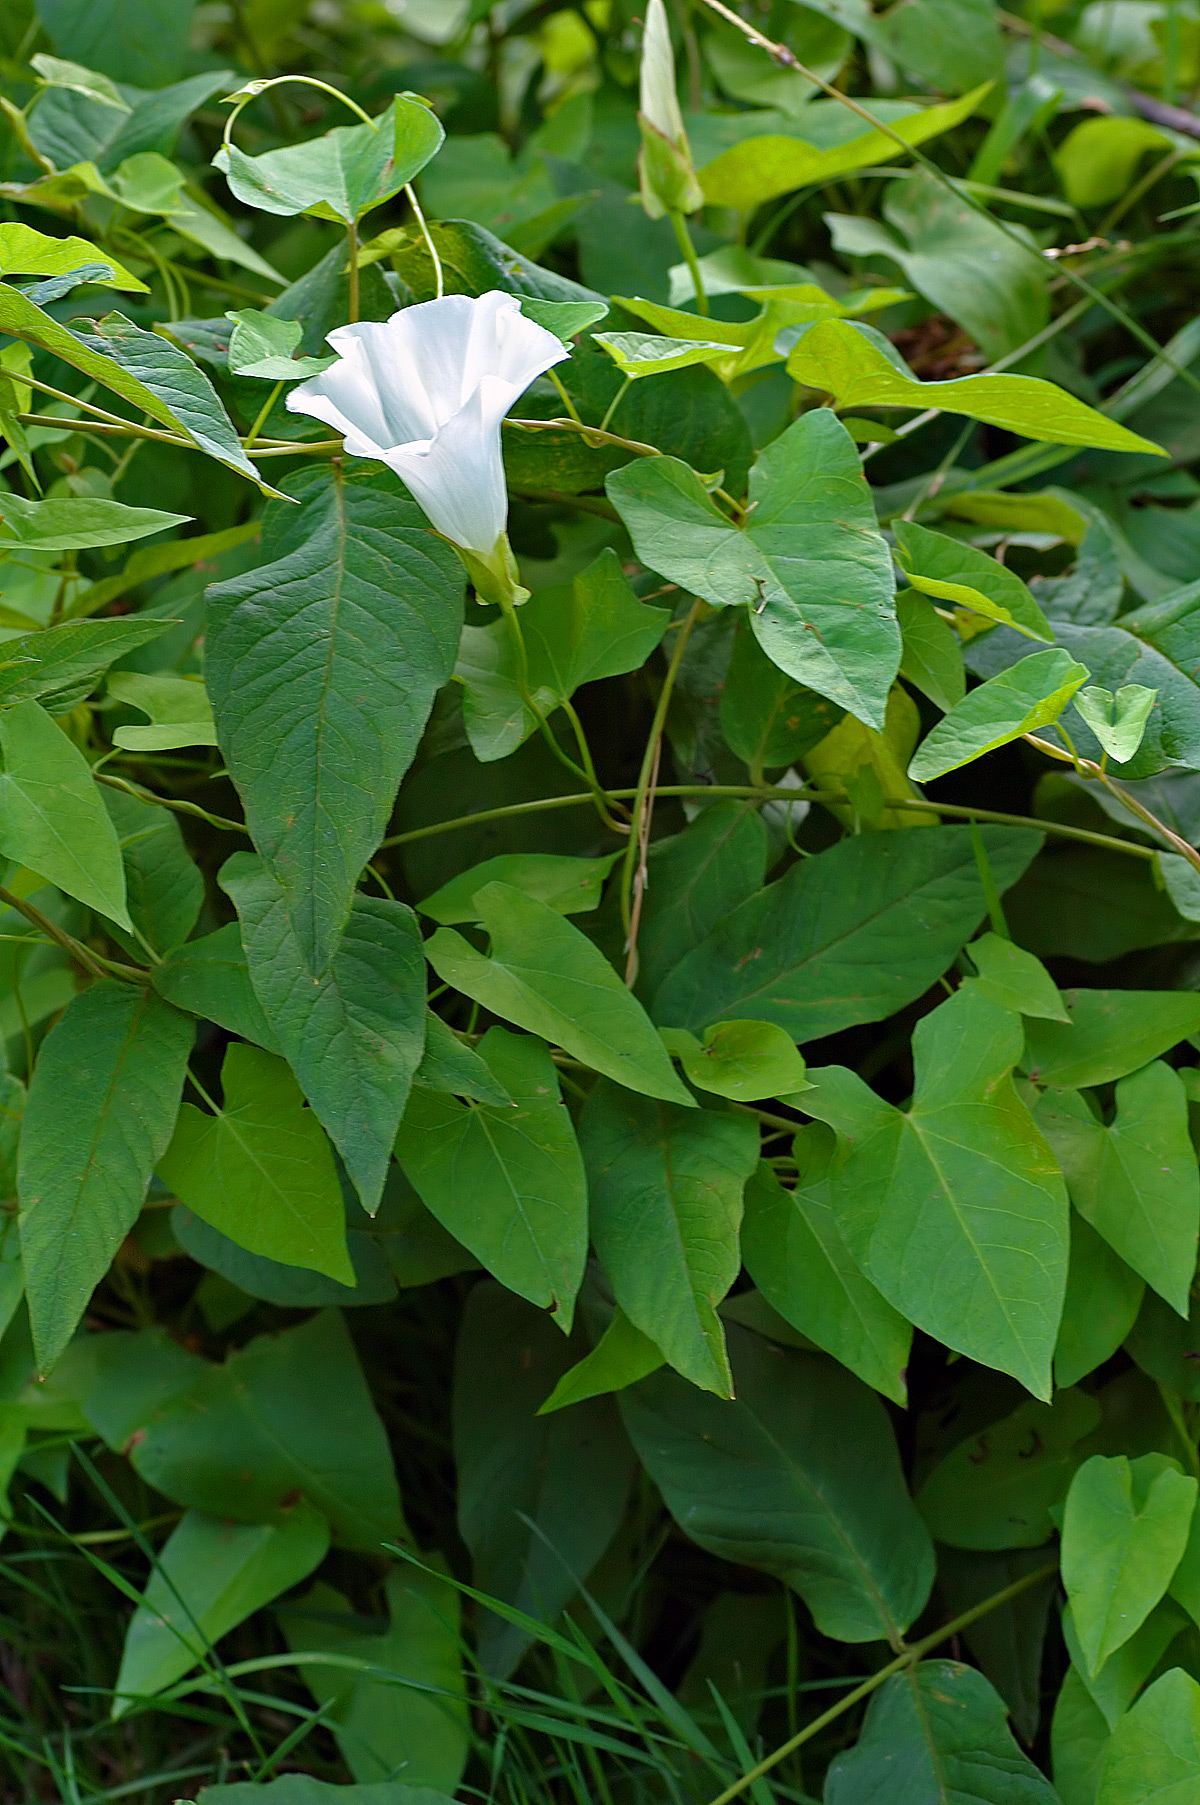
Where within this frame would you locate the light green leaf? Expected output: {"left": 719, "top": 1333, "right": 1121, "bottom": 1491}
{"left": 661, "top": 1019, "right": 809, "bottom": 1102}
{"left": 0, "top": 219, "right": 143, "bottom": 290}
{"left": 595, "top": 331, "right": 731, "bottom": 377}
{"left": 1096, "top": 1668, "right": 1200, "bottom": 1804}
{"left": 1073, "top": 684, "right": 1158, "bottom": 763}
{"left": 105, "top": 784, "right": 202, "bottom": 958}
{"left": 580, "top": 1082, "right": 758, "bottom": 1395}
{"left": 426, "top": 883, "right": 693, "bottom": 1107}
{"left": 108, "top": 672, "right": 217, "bottom": 753}
{"left": 1024, "top": 989, "right": 1200, "bottom": 1090}
{"left": 29, "top": 53, "right": 129, "bottom": 111}
{"left": 654, "top": 825, "right": 1041, "bottom": 1040}
{"left": 158, "top": 1043, "right": 353, "bottom": 1286}
{"left": 152, "top": 922, "right": 280, "bottom": 1054}
{"left": 413, "top": 1012, "right": 512, "bottom": 1106}
{"left": 825, "top": 1660, "right": 1059, "bottom": 1803}
{"left": 965, "top": 932, "right": 1069, "bottom": 1021}
{"left": 206, "top": 467, "right": 463, "bottom": 969}
{"left": 114, "top": 1504, "right": 329, "bottom": 1714}
{"left": 418, "top": 852, "right": 618, "bottom": 924}
{"left": 395, "top": 1028, "right": 587, "bottom": 1331}
{"left": 719, "top": 620, "right": 845, "bottom": 771}
{"left": 636, "top": 800, "right": 768, "bottom": 1001}
{"left": 18, "top": 984, "right": 192, "bottom": 1372}
{"left": 538, "top": 1309, "right": 664, "bottom": 1415}
{"left": 1057, "top": 115, "right": 1176, "bottom": 209}
{"left": 788, "top": 318, "right": 1166, "bottom": 455}
{"left": 1063, "top": 1455, "right": 1197, "bottom": 1676}
{"left": 620, "top": 1328, "right": 934, "bottom": 1643}
{"left": 806, "top": 987, "right": 1069, "bottom": 1397}
{"left": 224, "top": 308, "right": 335, "bottom": 380}
{"left": 214, "top": 96, "right": 443, "bottom": 224}
{"left": 909, "top": 649, "right": 1090, "bottom": 782}
{"left": 128, "top": 1311, "right": 405, "bottom": 1551}
{"left": 741, "top": 1143, "right": 912, "bottom": 1405}
{"left": 697, "top": 87, "right": 987, "bottom": 209}
{"left": 220, "top": 853, "right": 427, "bottom": 1215}
{"left": 917, "top": 1391, "right": 1101, "bottom": 1551}
{"left": 1037, "top": 1065, "right": 1199, "bottom": 1316}
{"left": 892, "top": 520, "right": 1053, "bottom": 641}
{"left": 608, "top": 409, "right": 898, "bottom": 728}
{"left": 1055, "top": 1214, "right": 1145, "bottom": 1390}
{"left": 517, "top": 297, "right": 609, "bottom": 342}
{"left": 896, "top": 588, "right": 966, "bottom": 713}
{"left": 0, "top": 698, "right": 130, "bottom": 929}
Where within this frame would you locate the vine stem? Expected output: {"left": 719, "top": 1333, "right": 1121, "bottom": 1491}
{"left": 404, "top": 182, "right": 444, "bottom": 298}
{"left": 1025, "top": 735, "right": 1200, "bottom": 875}
{"left": 668, "top": 209, "right": 709, "bottom": 314}
{"left": 705, "top": 1560, "right": 1058, "bottom": 1805}
{"left": 621, "top": 601, "right": 703, "bottom": 982}
{"left": 382, "top": 782, "right": 1156, "bottom": 861}
{"left": 0, "top": 887, "right": 147, "bottom": 985}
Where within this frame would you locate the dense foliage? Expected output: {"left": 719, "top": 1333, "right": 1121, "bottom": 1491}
{"left": 0, "top": 0, "right": 1200, "bottom": 1799}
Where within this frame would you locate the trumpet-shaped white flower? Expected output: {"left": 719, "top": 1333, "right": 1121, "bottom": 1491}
{"left": 286, "top": 290, "right": 568, "bottom": 601}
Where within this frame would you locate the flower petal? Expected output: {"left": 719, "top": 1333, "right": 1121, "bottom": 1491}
{"left": 382, "top": 380, "right": 508, "bottom": 555}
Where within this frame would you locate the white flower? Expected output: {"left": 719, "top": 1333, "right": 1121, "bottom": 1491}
{"left": 286, "top": 290, "right": 568, "bottom": 565}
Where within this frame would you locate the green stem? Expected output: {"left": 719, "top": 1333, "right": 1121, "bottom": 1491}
{"left": 704, "top": 1560, "right": 1059, "bottom": 1805}
{"left": 0, "top": 887, "right": 147, "bottom": 985}
{"left": 244, "top": 380, "right": 284, "bottom": 450}
{"left": 599, "top": 375, "right": 633, "bottom": 435}
{"left": 95, "top": 772, "right": 248, "bottom": 836}
{"left": 620, "top": 602, "right": 703, "bottom": 979}
{"left": 405, "top": 182, "right": 444, "bottom": 298}
{"left": 669, "top": 210, "right": 709, "bottom": 315}
{"left": 346, "top": 221, "right": 360, "bottom": 324}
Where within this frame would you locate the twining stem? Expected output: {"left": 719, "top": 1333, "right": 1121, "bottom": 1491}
{"left": 507, "top": 415, "right": 661, "bottom": 458}
{"left": 599, "top": 375, "right": 634, "bottom": 435}
{"left": 1026, "top": 734, "right": 1200, "bottom": 876}
{"left": 705, "top": 1560, "right": 1059, "bottom": 1805}
{"left": 346, "top": 221, "right": 360, "bottom": 324}
{"left": 668, "top": 209, "right": 709, "bottom": 315}
{"left": 95, "top": 772, "right": 248, "bottom": 836}
{"left": 383, "top": 781, "right": 1158, "bottom": 861}
{"left": 243, "top": 379, "right": 284, "bottom": 449}
{"left": 0, "top": 887, "right": 147, "bottom": 986}
{"left": 620, "top": 601, "right": 703, "bottom": 981}
{"left": 404, "top": 182, "right": 444, "bottom": 298}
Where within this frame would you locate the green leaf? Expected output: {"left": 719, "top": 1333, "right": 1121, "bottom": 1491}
{"left": 152, "top": 922, "right": 279, "bottom": 1054}
{"left": 1024, "top": 989, "right": 1200, "bottom": 1090}
{"left": 636, "top": 800, "right": 768, "bottom": 1002}
{"left": 1073, "top": 684, "right": 1158, "bottom": 763}
{"left": 538, "top": 1309, "right": 664, "bottom": 1415}
{"left": 214, "top": 97, "right": 444, "bottom": 225}
{"left": 454, "top": 1284, "right": 633, "bottom": 1675}
{"left": 825, "top": 1660, "right": 1060, "bottom": 1803}
{"left": 394, "top": 1028, "right": 587, "bottom": 1331}
{"left": 830, "top": 169, "right": 1048, "bottom": 362}
{"left": 1063, "top": 1455, "right": 1197, "bottom": 1675}
{"left": 608, "top": 410, "right": 898, "bottom": 728}
{"left": 29, "top": 53, "right": 129, "bottom": 112}
{"left": 719, "top": 621, "right": 845, "bottom": 771}
{"left": 73, "top": 311, "right": 281, "bottom": 493}
{"left": 0, "top": 220, "right": 144, "bottom": 290}
{"left": 517, "top": 297, "right": 609, "bottom": 342}
{"left": 806, "top": 988, "right": 1069, "bottom": 1397}
{"left": 105, "top": 784, "right": 203, "bottom": 958}
{"left": 1055, "top": 1214, "right": 1145, "bottom": 1390}
{"left": 18, "top": 984, "right": 192, "bottom": 1372}
{"left": 220, "top": 853, "right": 427, "bottom": 1215}
{"left": 653, "top": 826, "right": 1041, "bottom": 1040}
{"left": 206, "top": 466, "right": 463, "bottom": 968}
{"left": 661, "top": 1019, "right": 809, "bottom": 1102}
{"left": 279, "top": 1567, "right": 467, "bottom": 1790}
{"left": 158, "top": 1043, "right": 353, "bottom": 1285}
{"left": 1096, "top": 1669, "right": 1200, "bottom": 1804}
{"left": 964, "top": 932, "right": 1069, "bottom": 1022}
{"left": 788, "top": 319, "right": 1166, "bottom": 455}
{"left": 198, "top": 1785, "right": 456, "bottom": 1805}
{"left": 579, "top": 1082, "right": 759, "bottom": 1395}
{"left": 108, "top": 672, "right": 217, "bottom": 753}
{"left": 620, "top": 1329, "right": 934, "bottom": 1643}
{"left": 1036, "top": 1065, "right": 1199, "bottom": 1316}
{"left": 892, "top": 520, "right": 1053, "bottom": 641}
{"left": 696, "top": 87, "right": 987, "bottom": 209}
{"left": 917, "top": 1391, "right": 1101, "bottom": 1551}
{"left": 897, "top": 589, "right": 966, "bottom": 713}
{"left": 0, "top": 494, "right": 188, "bottom": 552}
{"left": 114, "top": 1503, "right": 329, "bottom": 1714}
{"left": 909, "top": 649, "right": 1090, "bottom": 782}
{"left": 225, "top": 308, "right": 334, "bottom": 379}
{"left": 426, "top": 883, "right": 693, "bottom": 1107}
{"left": 741, "top": 1144, "right": 912, "bottom": 1405}
{"left": 418, "top": 852, "right": 618, "bottom": 924}
{"left": 128, "top": 1311, "right": 405, "bottom": 1551}
{"left": 32, "top": 0, "right": 199, "bottom": 86}
{"left": 457, "top": 548, "right": 668, "bottom": 762}
{"left": 0, "top": 699, "right": 130, "bottom": 928}
{"left": 413, "top": 1012, "right": 512, "bottom": 1106}
{"left": 1057, "top": 115, "right": 1176, "bottom": 210}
